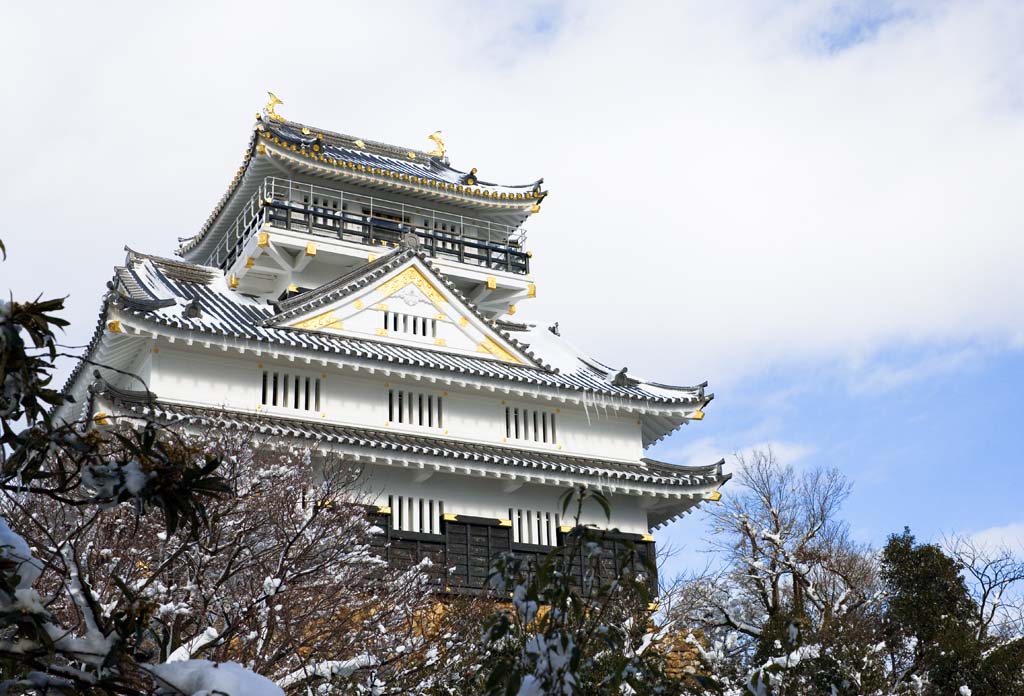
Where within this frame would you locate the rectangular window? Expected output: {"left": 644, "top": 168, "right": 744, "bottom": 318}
{"left": 260, "top": 370, "right": 322, "bottom": 412}
{"left": 388, "top": 494, "right": 444, "bottom": 534}
{"left": 509, "top": 507, "right": 560, "bottom": 546}
{"left": 387, "top": 388, "right": 444, "bottom": 429}
{"left": 505, "top": 407, "right": 557, "bottom": 444}
{"left": 382, "top": 310, "right": 437, "bottom": 338}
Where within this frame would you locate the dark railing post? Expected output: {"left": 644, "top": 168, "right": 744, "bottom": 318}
{"left": 504, "top": 225, "right": 512, "bottom": 273}
{"left": 368, "top": 197, "right": 375, "bottom": 246}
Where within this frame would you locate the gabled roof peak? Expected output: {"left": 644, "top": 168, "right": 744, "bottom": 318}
{"left": 264, "top": 247, "right": 546, "bottom": 369}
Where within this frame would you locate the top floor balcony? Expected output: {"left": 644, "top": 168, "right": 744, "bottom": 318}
{"left": 206, "top": 177, "right": 531, "bottom": 276}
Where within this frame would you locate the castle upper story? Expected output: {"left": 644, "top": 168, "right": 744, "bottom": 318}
{"left": 177, "top": 94, "right": 545, "bottom": 318}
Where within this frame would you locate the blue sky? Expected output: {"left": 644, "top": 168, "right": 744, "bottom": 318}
{"left": 650, "top": 341, "right": 1024, "bottom": 577}
{"left": 1, "top": 1, "right": 1021, "bottom": 576}
{"left": 814, "top": 1, "right": 914, "bottom": 53}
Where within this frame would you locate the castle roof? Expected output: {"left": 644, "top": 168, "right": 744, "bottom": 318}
{"left": 177, "top": 107, "right": 546, "bottom": 264}
{"left": 120, "top": 249, "right": 705, "bottom": 406}
{"left": 106, "top": 391, "right": 725, "bottom": 490}
{"left": 63, "top": 247, "right": 709, "bottom": 445}
{"left": 93, "top": 387, "right": 729, "bottom": 528}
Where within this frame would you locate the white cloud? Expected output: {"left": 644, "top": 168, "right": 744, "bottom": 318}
{"left": 969, "top": 522, "right": 1024, "bottom": 553}
{"left": 2, "top": 0, "right": 1023, "bottom": 392}
{"left": 661, "top": 434, "right": 815, "bottom": 472}
{"left": 845, "top": 344, "right": 984, "bottom": 395}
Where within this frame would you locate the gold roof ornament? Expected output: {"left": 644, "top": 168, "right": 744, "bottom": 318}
{"left": 265, "top": 91, "right": 285, "bottom": 122}
{"left": 427, "top": 130, "right": 446, "bottom": 158}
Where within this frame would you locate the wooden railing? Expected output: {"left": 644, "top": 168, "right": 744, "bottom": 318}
{"left": 209, "top": 177, "right": 530, "bottom": 275}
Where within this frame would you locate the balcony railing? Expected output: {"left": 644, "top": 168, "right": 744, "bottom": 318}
{"left": 208, "top": 177, "right": 530, "bottom": 275}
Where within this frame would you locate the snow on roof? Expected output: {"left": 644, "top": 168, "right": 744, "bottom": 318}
{"left": 101, "top": 393, "right": 728, "bottom": 491}
{"left": 516, "top": 323, "right": 710, "bottom": 401}
{"left": 103, "top": 251, "right": 708, "bottom": 408}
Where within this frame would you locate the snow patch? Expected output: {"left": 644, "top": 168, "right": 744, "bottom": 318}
{"left": 151, "top": 660, "right": 284, "bottom": 696}
{"left": 0, "top": 515, "right": 43, "bottom": 589}
{"left": 277, "top": 655, "right": 378, "bottom": 688}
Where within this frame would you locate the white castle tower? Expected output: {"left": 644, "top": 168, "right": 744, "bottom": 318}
{"left": 61, "top": 95, "right": 727, "bottom": 591}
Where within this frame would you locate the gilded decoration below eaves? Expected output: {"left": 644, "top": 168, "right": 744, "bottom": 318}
{"left": 477, "top": 338, "right": 520, "bottom": 364}
{"left": 376, "top": 267, "right": 446, "bottom": 308}
{"left": 291, "top": 310, "right": 342, "bottom": 331}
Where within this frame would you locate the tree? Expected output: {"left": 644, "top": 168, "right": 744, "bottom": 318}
{"left": 5, "top": 425, "right": 481, "bottom": 694}
{"left": 880, "top": 529, "right": 1024, "bottom": 696}
{"left": 4, "top": 239, "right": 467, "bottom": 695}
{"left": 946, "top": 534, "right": 1024, "bottom": 644}
{"left": 476, "top": 487, "right": 679, "bottom": 696}
{"left": 669, "top": 450, "right": 1024, "bottom": 696}
{"left": 671, "top": 450, "right": 886, "bottom": 695}
{"left": 1, "top": 241, "right": 261, "bottom": 694}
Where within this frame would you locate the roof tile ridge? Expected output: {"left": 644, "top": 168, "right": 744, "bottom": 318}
{"left": 115, "top": 288, "right": 698, "bottom": 406}
{"left": 276, "top": 118, "right": 433, "bottom": 161}
{"left": 125, "top": 247, "right": 222, "bottom": 275}
{"left": 266, "top": 117, "right": 546, "bottom": 191}
{"left": 113, "top": 398, "right": 713, "bottom": 485}
{"left": 642, "top": 456, "right": 726, "bottom": 475}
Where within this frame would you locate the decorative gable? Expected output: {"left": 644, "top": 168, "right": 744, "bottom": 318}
{"left": 273, "top": 254, "right": 533, "bottom": 365}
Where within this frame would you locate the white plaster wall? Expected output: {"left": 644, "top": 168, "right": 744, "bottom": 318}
{"left": 358, "top": 465, "right": 649, "bottom": 536}
{"left": 149, "top": 349, "right": 256, "bottom": 409}
{"left": 148, "top": 347, "right": 644, "bottom": 462}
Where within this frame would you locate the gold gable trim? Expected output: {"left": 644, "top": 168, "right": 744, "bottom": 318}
{"left": 292, "top": 310, "right": 343, "bottom": 331}
{"left": 477, "top": 338, "right": 520, "bottom": 363}
{"left": 375, "top": 266, "right": 446, "bottom": 308}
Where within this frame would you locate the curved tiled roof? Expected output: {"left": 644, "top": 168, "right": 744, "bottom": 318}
{"left": 107, "top": 250, "right": 709, "bottom": 408}
{"left": 177, "top": 113, "right": 546, "bottom": 259}
{"left": 102, "top": 394, "right": 728, "bottom": 492}
{"left": 263, "top": 119, "right": 544, "bottom": 195}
